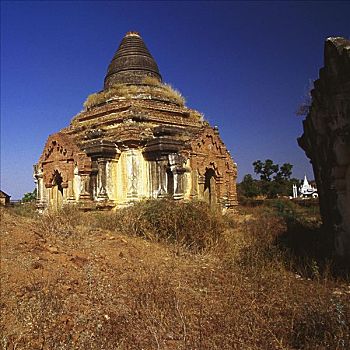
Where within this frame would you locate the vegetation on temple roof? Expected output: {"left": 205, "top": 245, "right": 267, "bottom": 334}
{"left": 83, "top": 77, "right": 186, "bottom": 110}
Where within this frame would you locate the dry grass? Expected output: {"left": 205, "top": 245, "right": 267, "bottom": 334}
{"left": 83, "top": 84, "right": 139, "bottom": 110}
{"left": 36, "top": 205, "right": 83, "bottom": 237}
{"left": 88, "top": 199, "right": 224, "bottom": 252}
{"left": 7, "top": 202, "right": 38, "bottom": 218}
{"left": 142, "top": 76, "right": 186, "bottom": 106}
{"left": 1, "top": 200, "right": 349, "bottom": 349}
{"left": 188, "top": 109, "right": 205, "bottom": 121}
{"left": 83, "top": 78, "right": 186, "bottom": 110}
{"left": 158, "top": 83, "right": 186, "bottom": 106}
{"left": 142, "top": 76, "right": 161, "bottom": 86}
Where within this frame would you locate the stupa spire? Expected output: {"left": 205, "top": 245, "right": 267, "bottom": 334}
{"left": 104, "top": 31, "right": 162, "bottom": 89}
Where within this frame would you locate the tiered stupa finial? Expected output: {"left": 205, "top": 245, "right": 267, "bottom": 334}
{"left": 104, "top": 31, "right": 162, "bottom": 89}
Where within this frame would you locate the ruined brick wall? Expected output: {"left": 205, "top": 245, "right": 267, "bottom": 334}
{"left": 298, "top": 37, "right": 350, "bottom": 262}
{"left": 190, "top": 127, "right": 238, "bottom": 208}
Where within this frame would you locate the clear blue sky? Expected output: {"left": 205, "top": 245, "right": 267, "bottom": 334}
{"left": 1, "top": 1, "right": 349, "bottom": 199}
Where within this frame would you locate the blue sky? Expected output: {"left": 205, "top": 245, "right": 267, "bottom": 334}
{"left": 1, "top": 1, "right": 349, "bottom": 199}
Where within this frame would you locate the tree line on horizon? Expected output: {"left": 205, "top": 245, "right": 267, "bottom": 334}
{"left": 238, "top": 159, "right": 302, "bottom": 199}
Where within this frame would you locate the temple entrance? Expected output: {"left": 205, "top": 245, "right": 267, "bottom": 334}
{"left": 166, "top": 168, "right": 174, "bottom": 197}
{"left": 203, "top": 168, "right": 216, "bottom": 206}
{"left": 51, "top": 170, "right": 63, "bottom": 210}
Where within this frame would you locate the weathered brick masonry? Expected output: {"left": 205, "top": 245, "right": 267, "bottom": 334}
{"left": 34, "top": 32, "right": 238, "bottom": 211}
{"left": 299, "top": 37, "right": 350, "bottom": 262}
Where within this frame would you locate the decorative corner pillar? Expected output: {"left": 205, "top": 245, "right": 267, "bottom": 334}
{"left": 173, "top": 167, "right": 186, "bottom": 200}
{"left": 197, "top": 174, "right": 205, "bottom": 200}
{"left": 66, "top": 179, "right": 76, "bottom": 203}
{"left": 97, "top": 158, "right": 109, "bottom": 199}
{"left": 33, "top": 164, "right": 47, "bottom": 209}
{"left": 126, "top": 150, "right": 139, "bottom": 200}
{"left": 84, "top": 140, "right": 119, "bottom": 202}
{"left": 156, "top": 158, "right": 168, "bottom": 198}
{"left": 78, "top": 172, "right": 92, "bottom": 201}
{"left": 190, "top": 169, "right": 198, "bottom": 199}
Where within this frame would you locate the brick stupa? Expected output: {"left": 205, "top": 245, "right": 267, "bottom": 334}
{"left": 34, "top": 32, "right": 238, "bottom": 210}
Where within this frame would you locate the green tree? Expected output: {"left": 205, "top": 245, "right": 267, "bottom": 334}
{"left": 239, "top": 174, "right": 260, "bottom": 198}
{"left": 239, "top": 160, "right": 299, "bottom": 200}
{"left": 274, "top": 163, "right": 293, "bottom": 181}
{"left": 252, "top": 160, "right": 296, "bottom": 198}
{"left": 22, "top": 189, "right": 37, "bottom": 202}
{"left": 253, "top": 159, "right": 279, "bottom": 182}
{"left": 273, "top": 163, "right": 294, "bottom": 197}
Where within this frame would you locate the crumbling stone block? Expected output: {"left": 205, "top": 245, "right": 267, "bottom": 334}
{"left": 299, "top": 37, "right": 350, "bottom": 262}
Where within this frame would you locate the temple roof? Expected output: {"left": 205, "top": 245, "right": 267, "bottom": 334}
{"left": 62, "top": 32, "right": 206, "bottom": 150}
{"left": 104, "top": 32, "right": 162, "bottom": 89}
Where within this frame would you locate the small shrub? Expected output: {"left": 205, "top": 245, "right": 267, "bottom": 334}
{"left": 22, "top": 189, "right": 37, "bottom": 203}
{"left": 37, "top": 205, "right": 82, "bottom": 236}
{"left": 268, "top": 199, "right": 301, "bottom": 223}
{"left": 160, "top": 83, "right": 186, "bottom": 106}
{"left": 223, "top": 209, "right": 287, "bottom": 271}
{"left": 290, "top": 297, "right": 350, "bottom": 349}
{"left": 8, "top": 202, "right": 38, "bottom": 218}
{"left": 141, "top": 76, "right": 186, "bottom": 105}
{"left": 142, "top": 76, "right": 161, "bottom": 86}
{"left": 188, "top": 109, "right": 205, "bottom": 121}
{"left": 89, "top": 199, "right": 224, "bottom": 252}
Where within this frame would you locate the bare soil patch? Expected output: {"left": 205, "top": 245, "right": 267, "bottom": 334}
{"left": 1, "top": 202, "right": 349, "bottom": 349}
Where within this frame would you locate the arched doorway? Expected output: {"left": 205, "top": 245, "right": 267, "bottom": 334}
{"left": 51, "top": 170, "right": 63, "bottom": 209}
{"left": 204, "top": 168, "right": 216, "bottom": 206}
{"left": 166, "top": 168, "right": 174, "bottom": 197}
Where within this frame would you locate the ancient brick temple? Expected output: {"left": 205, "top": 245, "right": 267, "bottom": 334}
{"left": 298, "top": 37, "right": 350, "bottom": 262}
{"left": 34, "top": 32, "right": 237, "bottom": 211}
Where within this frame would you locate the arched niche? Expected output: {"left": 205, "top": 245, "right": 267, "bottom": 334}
{"left": 51, "top": 170, "right": 64, "bottom": 209}
{"left": 203, "top": 168, "right": 217, "bottom": 206}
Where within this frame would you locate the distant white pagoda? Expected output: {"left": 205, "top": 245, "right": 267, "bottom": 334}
{"left": 292, "top": 175, "right": 318, "bottom": 198}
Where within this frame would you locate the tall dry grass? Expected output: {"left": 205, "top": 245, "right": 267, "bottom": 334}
{"left": 83, "top": 79, "right": 186, "bottom": 110}
{"left": 7, "top": 202, "right": 38, "bottom": 218}
{"left": 88, "top": 199, "right": 224, "bottom": 252}
{"left": 2, "top": 199, "right": 349, "bottom": 349}
{"left": 83, "top": 84, "right": 139, "bottom": 109}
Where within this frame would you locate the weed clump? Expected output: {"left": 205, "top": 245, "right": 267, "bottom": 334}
{"left": 143, "top": 76, "right": 186, "bottom": 106}
{"left": 83, "top": 84, "right": 139, "bottom": 109}
{"left": 83, "top": 78, "right": 186, "bottom": 110}
{"left": 90, "top": 199, "right": 224, "bottom": 252}
{"left": 37, "top": 205, "right": 83, "bottom": 236}
{"left": 8, "top": 202, "right": 38, "bottom": 218}
{"left": 227, "top": 210, "right": 287, "bottom": 271}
